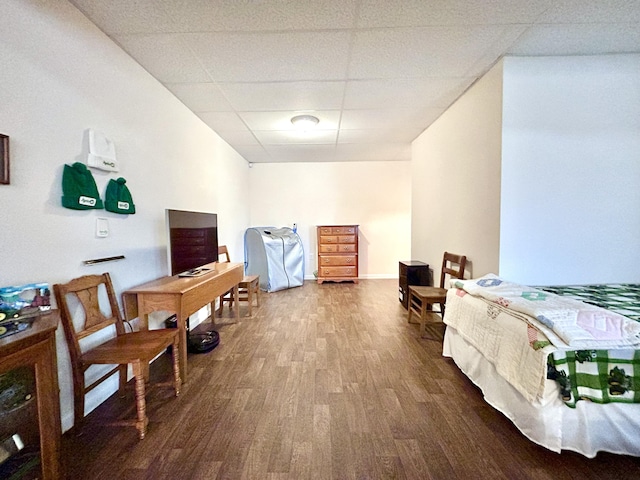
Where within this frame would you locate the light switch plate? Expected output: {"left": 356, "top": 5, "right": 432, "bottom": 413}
{"left": 96, "top": 217, "right": 109, "bottom": 237}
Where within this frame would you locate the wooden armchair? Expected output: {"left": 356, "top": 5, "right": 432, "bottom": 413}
{"left": 217, "top": 245, "right": 260, "bottom": 317}
{"left": 408, "top": 252, "right": 467, "bottom": 338}
{"left": 53, "top": 273, "right": 181, "bottom": 439}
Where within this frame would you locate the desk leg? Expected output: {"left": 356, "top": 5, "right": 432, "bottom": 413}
{"left": 234, "top": 285, "right": 240, "bottom": 321}
{"left": 177, "top": 314, "right": 188, "bottom": 382}
{"left": 140, "top": 312, "right": 151, "bottom": 380}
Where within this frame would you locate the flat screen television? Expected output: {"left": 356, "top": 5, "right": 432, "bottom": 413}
{"left": 165, "top": 209, "right": 219, "bottom": 276}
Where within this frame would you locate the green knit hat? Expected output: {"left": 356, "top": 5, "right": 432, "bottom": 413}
{"left": 61, "top": 162, "right": 103, "bottom": 210}
{"left": 105, "top": 177, "right": 136, "bottom": 214}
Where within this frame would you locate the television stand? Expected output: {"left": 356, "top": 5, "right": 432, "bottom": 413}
{"left": 122, "top": 261, "right": 243, "bottom": 381}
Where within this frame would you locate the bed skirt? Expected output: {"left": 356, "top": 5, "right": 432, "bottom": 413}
{"left": 443, "top": 326, "right": 640, "bottom": 457}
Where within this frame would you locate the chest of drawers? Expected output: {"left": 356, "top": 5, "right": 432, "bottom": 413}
{"left": 317, "top": 225, "right": 359, "bottom": 284}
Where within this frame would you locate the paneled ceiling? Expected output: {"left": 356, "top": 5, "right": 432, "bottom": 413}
{"left": 69, "top": 0, "right": 640, "bottom": 163}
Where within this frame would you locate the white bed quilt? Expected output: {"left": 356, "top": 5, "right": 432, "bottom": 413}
{"left": 452, "top": 274, "right": 640, "bottom": 350}
{"left": 444, "top": 288, "right": 557, "bottom": 405}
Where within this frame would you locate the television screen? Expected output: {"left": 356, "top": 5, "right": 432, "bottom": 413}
{"left": 165, "top": 209, "right": 218, "bottom": 276}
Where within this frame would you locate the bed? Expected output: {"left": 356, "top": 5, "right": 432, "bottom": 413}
{"left": 442, "top": 274, "right": 640, "bottom": 457}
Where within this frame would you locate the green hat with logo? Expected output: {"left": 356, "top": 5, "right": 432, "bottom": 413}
{"left": 61, "top": 162, "right": 103, "bottom": 210}
{"left": 105, "top": 177, "right": 136, "bottom": 214}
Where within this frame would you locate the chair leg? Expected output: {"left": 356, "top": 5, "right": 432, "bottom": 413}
{"left": 246, "top": 287, "right": 253, "bottom": 317}
{"left": 172, "top": 337, "right": 181, "bottom": 397}
{"left": 419, "top": 304, "right": 428, "bottom": 338}
{"left": 74, "top": 371, "right": 85, "bottom": 434}
{"left": 408, "top": 291, "right": 420, "bottom": 325}
{"left": 132, "top": 361, "right": 148, "bottom": 440}
{"left": 118, "top": 364, "right": 127, "bottom": 395}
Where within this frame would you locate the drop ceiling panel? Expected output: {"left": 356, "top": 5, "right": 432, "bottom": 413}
{"left": 340, "top": 108, "right": 436, "bottom": 132}
{"left": 197, "top": 111, "right": 249, "bottom": 132}
{"left": 357, "top": 0, "right": 555, "bottom": 27}
{"left": 163, "top": 0, "right": 359, "bottom": 32}
{"left": 338, "top": 129, "right": 420, "bottom": 144}
{"left": 343, "top": 77, "right": 475, "bottom": 110}
{"left": 219, "top": 81, "right": 346, "bottom": 112}
{"left": 349, "top": 26, "right": 527, "bottom": 79}
{"left": 113, "top": 34, "right": 210, "bottom": 83}
{"left": 167, "top": 83, "right": 234, "bottom": 112}
{"left": 508, "top": 23, "right": 640, "bottom": 56}
{"left": 183, "top": 31, "right": 352, "bottom": 82}
{"left": 70, "top": 0, "right": 175, "bottom": 34}
{"left": 212, "top": 129, "right": 260, "bottom": 147}
{"left": 537, "top": 0, "right": 640, "bottom": 23}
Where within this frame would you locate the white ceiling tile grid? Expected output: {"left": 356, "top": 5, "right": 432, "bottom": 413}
{"left": 70, "top": 0, "right": 640, "bottom": 163}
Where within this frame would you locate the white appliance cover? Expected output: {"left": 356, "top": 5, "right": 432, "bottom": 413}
{"left": 244, "top": 227, "right": 304, "bottom": 292}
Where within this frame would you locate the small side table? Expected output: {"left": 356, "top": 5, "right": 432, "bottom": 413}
{"left": 399, "top": 261, "right": 430, "bottom": 309}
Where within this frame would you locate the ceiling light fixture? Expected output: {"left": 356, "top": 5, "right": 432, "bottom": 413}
{"left": 291, "top": 114, "right": 319, "bottom": 130}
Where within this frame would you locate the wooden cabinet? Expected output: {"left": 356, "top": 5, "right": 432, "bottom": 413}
{"left": 317, "top": 225, "right": 359, "bottom": 284}
{"left": 0, "top": 311, "right": 61, "bottom": 479}
{"left": 399, "top": 261, "right": 430, "bottom": 309}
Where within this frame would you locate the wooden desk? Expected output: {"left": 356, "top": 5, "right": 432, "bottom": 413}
{"left": 122, "top": 262, "right": 243, "bottom": 381}
{"left": 0, "top": 311, "right": 61, "bottom": 480}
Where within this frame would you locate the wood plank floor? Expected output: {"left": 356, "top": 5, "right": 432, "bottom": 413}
{"left": 62, "top": 279, "right": 640, "bottom": 479}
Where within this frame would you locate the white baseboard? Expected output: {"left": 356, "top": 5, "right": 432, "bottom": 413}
{"left": 303, "top": 274, "right": 397, "bottom": 281}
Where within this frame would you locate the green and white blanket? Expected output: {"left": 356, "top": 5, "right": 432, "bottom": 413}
{"left": 548, "top": 348, "right": 640, "bottom": 406}
{"left": 540, "top": 284, "right": 640, "bottom": 406}
{"left": 449, "top": 275, "right": 640, "bottom": 407}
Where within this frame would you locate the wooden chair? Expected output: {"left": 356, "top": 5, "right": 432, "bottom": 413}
{"left": 53, "top": 273, "right": 181, "bottom": 440}
{"left": 217, "top": 245, "right": 260, "bottom": 317}
{"left": 408, "top": 252, "right": 467, "bottom": 338}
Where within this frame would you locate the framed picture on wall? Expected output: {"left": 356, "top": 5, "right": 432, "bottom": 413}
{"left": 0, "top": 133, "right": 9, "bottom": 185}
{"left": 0, "top": 134, "right": 8, "bottom": 185}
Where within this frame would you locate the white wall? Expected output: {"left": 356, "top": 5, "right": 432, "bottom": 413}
{"left": 500, "top": 55, "right": 640, "bottom": 284}
{"left": 248, "top": 161, "right": 411, "bottom": 278}
{"left": 0, "top": 0, "right": 250, "bottom": 431}
{"left": 411, "top": 62, "right": 503, "bottom": 280}
{"left": 412, "top": 54, "right": 640, "bottom": 286}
